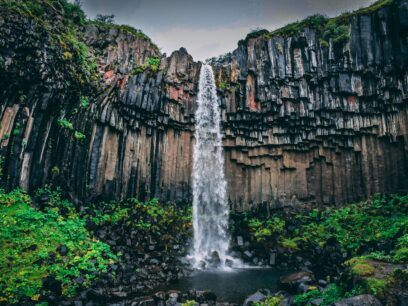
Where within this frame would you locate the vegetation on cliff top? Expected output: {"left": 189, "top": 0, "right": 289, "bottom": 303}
{"left": 0, "top": 0, "right": 159, "bottom": 90}
{"left": 244, "top": 0, "right": 394, "bottom": 45}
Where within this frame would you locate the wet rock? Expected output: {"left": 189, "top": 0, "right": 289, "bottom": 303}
{"left": 225, "top": 258, "right": 233, "bottom": 267}
{"left": 208, "top": 251, "right": 221, "bottom": 267}
{"left": 244, "top": 251, "right": 252, "bottom": 258}
{"left": 243, "top": 291, "right": 266, "bottom": 306}
{"left": 269, "top": 252, "right": 276, "bottom": 266}
{"left": 195, "top": 290, "right": 217, "bottom": 304}
{"left": 237, "top": 236, "right": 244, "bottom": 246}
{"left": 310, "top": 298, "right": 323, "bottom": 305}
{"left": 57, "top": 245, "right": 68, "bottom": 256}
{"left": 334, "top": 295, "right": 382, "bottom": 306}
{"left": 279, "top": 271, "right": 314, "bottom": 293}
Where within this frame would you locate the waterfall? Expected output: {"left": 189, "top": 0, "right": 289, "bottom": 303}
{"left": 190, "top": 64, "right": 231, "bottom": 269}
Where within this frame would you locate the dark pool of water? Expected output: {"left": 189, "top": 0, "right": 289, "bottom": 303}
{"left": 161, "top": 268, "right": 290, "bottom": 304}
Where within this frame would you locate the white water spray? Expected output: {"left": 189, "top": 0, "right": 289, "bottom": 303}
{"left": 190, "top": 64, "right": 236, "bottom": 269}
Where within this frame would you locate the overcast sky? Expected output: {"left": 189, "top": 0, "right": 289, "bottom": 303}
{"left": 78, "top": 0, "right": 375, "bottom": 61}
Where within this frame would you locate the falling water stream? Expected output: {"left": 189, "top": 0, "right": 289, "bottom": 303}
{"left": 162, "top": 64, "right": 292, "bottom": 301}
{"left": 190, "top": 64, "right": 236, "bottom": 269}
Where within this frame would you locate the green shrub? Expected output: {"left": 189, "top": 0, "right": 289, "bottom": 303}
{"left": 74, "top": 131, "right": 86, "bottom": 141}
{"left": 293, "top": 289, "right": 321, "bottom": 306}
{"left": 84, "top": 198, "right": 192, "bottom": 252}
{"left": 293, "top": 284, "right": 344, "bottom": 306}
{"left": 0, "top": 189, "right": 117, "bottom": 304}
{"left": 254, "top": 295, "right": 284, "bottom": 306}
{"left": 57, "top": 118, "right": 73, "bottom": 130}
{"left": 393, "top": 234, "right": 408, "bottom": 262}
{"left": 80, "top": 96, "right": 89, "bottom": 108}
{"left": 181, "top": 300, "right": 198, "bottom": 306}
{"left": 131, "top": 57, "right": 161, "bottom": 75}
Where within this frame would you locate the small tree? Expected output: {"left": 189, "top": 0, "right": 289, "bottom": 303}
{"left": 95, "top": 14, "right": 115, "bottom": 24}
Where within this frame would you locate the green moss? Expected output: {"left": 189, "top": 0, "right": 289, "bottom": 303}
{"left": 293, "top": 289, "right": 321, "bottom": 306}
{"left": 293, "top": 284, "right": 346, "bottom": 306}
{"left": 233, "top": 194, "right": 408, "bottom": 269}
{"left": 131, "top": 56, "right": 161, "bottom": 75}
{"left": 280, "top": 238, "right": 300, "bottom": 251}
{"left": 74, "top": 131, "right": 86, "bottom": 141}
{"left": 89, "top": 22, "right": 159, "bottom": 52}
{"left": 0, "top": 189, "right": 117, "bottom": 304}
{"left": 181, "top": 301, "right": 198, "bottom": 306}
{"left": 84, "top": 198, "right": 191, "bottom": 252}
{"left": 51, "top": 166, "right": 60, "bottom": 175}
{"left": 80, "top": 96, "right": 90, "bottom": 108}
{"left": 352, "top": 0, "right": 393, "bottom": 15}
{"left": 364, "top": 277, "right": 388, "bottom": 299}
{"left": 346, "top": 257, "right": 376, "bottom": 277}
{"left": 254, "top": 295, "right": 285, "bottom": 306}
{"left": 218, "top": 81, "right": 228, "bottom": 91}
{"left": 57, "top": 118, "right": 73, "bottom": 130}
{"left": 248, "top": 217, "right": 285, "bottom": 244}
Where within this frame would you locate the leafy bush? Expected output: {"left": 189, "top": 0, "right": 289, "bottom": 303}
{"left": 393, "top": 234, "right": 408, "bottom": 262}
{"left": 248, "top": 217, "right": 285, "bottom": 244}
{"left": 254, "top": 295, "right": 284, "bottom": 306}
{"left": 293, "top": 289, "right": 321, "bottom": 305}
{"left": 80, "top": 96, "right": 90, "bottom": 108}
{"left": 84, "top": 198, "right": 192, "bottom": 252}
{"left": 234, "top": 194, "right": 408, "bottom": 262}
{"left": 131, "top": 57, "right": 161, "bottom": 75}
{"left": 181, "top": 300, "right": 198, "bottom": 306}
{"left": 293, "top": 284, "right": 345, "bottom": 306}
{"left": 74, "top": 131, "right": 86, "bottom": 141}
{"left": 57, "top": 118, "right": 74, "bottom": 130}
{"left": 0, "top": 189, "right": 117, "bottom": 304}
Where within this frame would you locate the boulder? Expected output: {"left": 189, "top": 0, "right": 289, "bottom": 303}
{"left": 334, "top": 295, "right": 382, "bottom": 306}
{"left": 279, "top": 271, "right": 314, "bottom": 293}
{"left": 243, "top": 291, "right": 266, "bottom": 306}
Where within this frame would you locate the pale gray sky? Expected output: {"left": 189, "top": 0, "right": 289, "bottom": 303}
{"left": 79, "top": 0, "right": 375, "bottom": 61}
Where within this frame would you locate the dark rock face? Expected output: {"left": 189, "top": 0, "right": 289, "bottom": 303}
{"left": 1, "top": 1, "right": 408, "bottom": 209}
{"left": 214, "top": 1, "right": 408, "bottom": 210}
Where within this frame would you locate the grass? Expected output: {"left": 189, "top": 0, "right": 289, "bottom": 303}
{"left": 0, "top": 189, "right": 117, "bottom": 304}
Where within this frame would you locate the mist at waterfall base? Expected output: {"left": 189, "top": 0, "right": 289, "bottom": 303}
{"left": 189, "top": 64, "right": 240, "bottom": 270}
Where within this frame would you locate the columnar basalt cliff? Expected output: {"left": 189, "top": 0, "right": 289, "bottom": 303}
{"left": 213, "top": 1, "right": 408, "bottom": 210}
{"left": 0, "top": 2, "right": 200, "bottom": 203}
{"left": 0, "top": 0, "right": 407, "bottom": 210}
